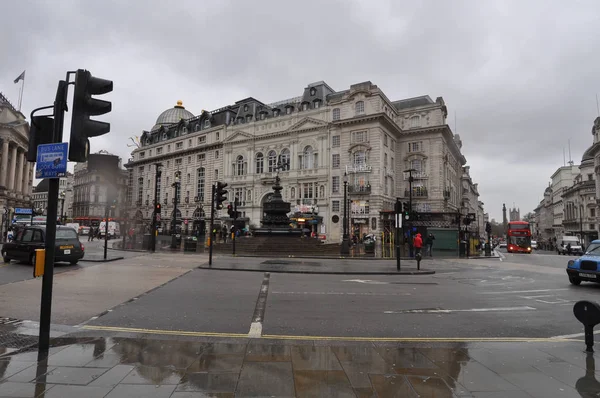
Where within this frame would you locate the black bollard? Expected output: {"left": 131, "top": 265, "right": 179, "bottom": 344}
{"left": 573, "top": 301, "right": 600, "bottom": 353}
{"left": 415, "top": 252, "right": 422, "bottom": 271}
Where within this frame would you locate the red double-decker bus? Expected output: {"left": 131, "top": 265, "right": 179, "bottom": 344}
{"left": 507, "top": 221, "right": 532, "bottom": 254}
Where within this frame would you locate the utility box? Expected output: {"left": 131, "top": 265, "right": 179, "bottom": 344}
{"left": 34, "top": 249, "right": 45, "bottom": 278}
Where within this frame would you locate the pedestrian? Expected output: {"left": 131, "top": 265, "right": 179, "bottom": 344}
{"left": 425, "top": 233, "right": 435, "bottom": 257}
{"left": 413, "top": 232, "right": 423, "bottom": 256}
{"left": 566, "top": 243, "right": 572, "bottom": 255}
{"left": 88, "top": 226, "right": 93, "bottom": 241}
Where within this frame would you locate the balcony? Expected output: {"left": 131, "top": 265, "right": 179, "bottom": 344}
{"left": 403, "top": 171, "right": 428, "bottom": 180}
{"left": 346, "top": 164, "right": 373, "bottom": 174}
{"left": 404, "top": 188, "right": 428, "bottom": 198}
{"left": 348, "top": 185, "right": 371, "bottom": 194}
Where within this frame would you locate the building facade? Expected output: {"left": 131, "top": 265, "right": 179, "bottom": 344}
{"left": 72, "top": 152, "right": 128, "bottom": 225}
{"left": 127, "top": 81, "right": 482, "bottom": 242}
{"left": 0, "top": 92, "right": 32, "bottom": 213}
{"left": 31, "top": 173, "right": 73, "bottom": 219}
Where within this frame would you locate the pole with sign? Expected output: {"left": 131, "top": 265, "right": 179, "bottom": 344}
{"left": 395, "top": 198, "right": 402, "bottom": 271}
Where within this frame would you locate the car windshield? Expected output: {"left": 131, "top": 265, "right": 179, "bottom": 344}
{"left": 585, "top": 243, "right": 600, "bottom": 255}
{"left": 56, "top": 229, "right": 78, "bottom": 240}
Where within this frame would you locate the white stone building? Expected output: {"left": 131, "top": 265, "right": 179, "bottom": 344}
{"left": 127, "top": 81, "right": 483, "bottom": 246}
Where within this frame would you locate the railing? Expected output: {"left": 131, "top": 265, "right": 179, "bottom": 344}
{"left": 348, "top": 185, "right": 371, "bottom": 194}
{"left": 404, "top": 189, "right": 428, "bottom": 197}
{"left": 403, "top": 171, "right": 428, "bottom": 180}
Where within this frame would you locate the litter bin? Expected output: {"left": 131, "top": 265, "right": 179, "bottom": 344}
{"left": 142, "top": 234, "right": 152, "bottom": 250}
{"left": 459, "top": 240, "right": 467, "bottom": 258}
{"left": 184, "top": 237, "right": 197, "bottom": 252}
{"left": 364, "top": 239, "right": 375, "bottom": 254}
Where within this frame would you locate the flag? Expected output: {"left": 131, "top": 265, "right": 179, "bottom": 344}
{"left": 13, "top": 71, "right": 25, "bottom": 84}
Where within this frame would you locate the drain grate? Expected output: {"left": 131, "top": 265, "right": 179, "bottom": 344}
{"left": 0, "top": 332, "right": 38, "bottom": 351}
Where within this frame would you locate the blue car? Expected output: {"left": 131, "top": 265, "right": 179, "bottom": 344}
{"left": 566, "top": 239, "right": 600, "bottom": 285}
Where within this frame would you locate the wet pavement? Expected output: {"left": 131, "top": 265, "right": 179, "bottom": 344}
{"left": 1, "top": 331, "right": 599, "bottom": 397}
{"left": 199, "top": 257, "right": 436, "bottom": 275}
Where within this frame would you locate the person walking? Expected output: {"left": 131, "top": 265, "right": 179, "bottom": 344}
{"left": 88, "top": 226, "right": 94, "bottom": 242}
{"left": 413, "top": 232, "right": 423, "bottom": 256}
{"left": 425, "top": 233, "right": 435, "bottom": 257}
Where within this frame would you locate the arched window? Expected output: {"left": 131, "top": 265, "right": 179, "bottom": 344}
{"left": 255, "top": 152, "right": 264, "bottom": 174}
{"left": 353, "top": 150, "right": 366, "bottom": 166}
{"left": 196, "top": 168, "right": 205, "bottom": 202}
{"left": 302, "top": 103, "right": 309, "bottom": 111}
{"left": 411, "top": 115, "right": 420, "bottom": 128}
{"left": 204, "top": 120, "right": 210, "bottom": 128}
{"left": 280, "top": 148, "right": 290, "bottom": 170}
{"left": 268, "top": 150, "right": 277, "bottom": 172}
{"left": 273, "top": 109, "right": 280, "bottom": 117}
{"left": 355, "top": 101, "right": 364, "bottom": 115}
{"left": 236, "top": 155, "right": 245, "bottom": 176}
{"left": 410, "top": 158, "right": 423, "bottom": 172}
{"left": 300, "top": 146, "right": 316, "bottom": 169}
{"left": 181, "top": 126, "right": 187, "bottom": 135}
{"left": 194, "top": 123, "right": 200, "bottom": 132}
{"left": 290, "top": 187, "right": 295, "bottom": 199}
{"left": 313, "top": 100, "right": 321, "bottom": 109}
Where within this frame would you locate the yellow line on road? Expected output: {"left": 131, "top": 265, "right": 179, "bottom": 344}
{"left": 80, "top": 325, "right": 579, "bottom": 343}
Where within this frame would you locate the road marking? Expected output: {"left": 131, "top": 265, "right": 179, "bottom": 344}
{"left": 384, "top": 306, "right": 536, "bottom": 314}
{"left": 78, "top": 325, "right": 576, "bottom": 343}
{"left": 480, "top": 289, "right": 568, "bottom": 295}
{"left": 271, "top": 291, "right": 411, "bottom": 296}
{"left": 551, "top": 330, "right": 600, "bottom": 339}
{"left": 248, "top": 272, "right": 270, "bottom": 338}
{"left": 343, "top": 279, "right": 389, "bottom": 284}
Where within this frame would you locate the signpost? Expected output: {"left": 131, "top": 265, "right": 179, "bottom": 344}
{"left": 35, "top": 143, "right": 68, "bottom": 179}
{"left": 395, "top": 198, "right": 402, "bottom": 271}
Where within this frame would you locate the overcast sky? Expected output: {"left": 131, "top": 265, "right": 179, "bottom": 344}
{"left": 2, "top": 0, "right": 600, "bottom": 221}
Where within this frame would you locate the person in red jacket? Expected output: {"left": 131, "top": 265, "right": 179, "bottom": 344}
{"left": 413, "top": 233, "right": 423, "bottom": 256}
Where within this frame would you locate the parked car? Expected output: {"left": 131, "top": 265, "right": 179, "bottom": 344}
{"left": 557, "top": 236, "right": 583, "bottom": 255}
{"left": 79, "top": 226, "right": 91, "bottom": 236}
{"left": 531, "top": 240, "right": 538, "bottom": 250}
{"left": 1, "top": 226, "right": 85, "bottom": 265}
{"left": 498, "top": 242, "right": 507, "bottom": 249}
{"left": 566, "top": 239, "right": 600, "bottom": 285}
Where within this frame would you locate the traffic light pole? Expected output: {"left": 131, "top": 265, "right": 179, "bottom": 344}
{"left": 104, "top": 205, "right": 109, "bottom": 260}
{"left": 38, "top": 78, "right": 69, "bottom": 353}
{"left": 151, "top": 164, "right": 161, "bottom": 253}
{"left": 209, "top": 183, "right": 215, "bottom": 266}
{"left": 232, "top": 199, "right": 237, "bottom": 256}
{"left": 395, "top": 198, "right": 401, "bottom": 271}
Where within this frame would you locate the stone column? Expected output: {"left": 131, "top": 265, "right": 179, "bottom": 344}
{"left": 23, "top": 161, "right": 30, "bottom": 196}
{"left": 8, "top": 144, "right": 17, "bottom": 191}
{"left": 0, "top": 141, "right": 8, "bottom": 188}
{"left": 15, "top": 150, "right": 24, "bottom": 195}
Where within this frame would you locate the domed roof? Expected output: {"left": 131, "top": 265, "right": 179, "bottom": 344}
{"left": 151, "top": 101, "right": 194, "bottom": 132}
{"left": 582, "top": 145, "right": 594, "bottom": 163}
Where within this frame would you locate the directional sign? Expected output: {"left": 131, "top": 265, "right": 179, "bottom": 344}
{"left": 15, "top": 208, "right": 32, "bottom": 215}
{"left": 36, "top": 143, "right": 68, "bottom": 179}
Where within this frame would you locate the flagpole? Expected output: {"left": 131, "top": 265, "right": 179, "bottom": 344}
{"left": 18, "top": 77, "right": 25, "bottom": 112}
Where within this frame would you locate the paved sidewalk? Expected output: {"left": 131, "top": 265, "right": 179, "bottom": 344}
{"left": 0, "top": 329, "right": 598, "bottom": 397}
{"left": 200, "top": 256, "right": 436, "bottom": 275}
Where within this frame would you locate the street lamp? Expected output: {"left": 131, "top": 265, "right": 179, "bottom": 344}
{"left": 341, "top": 172, "right": 350, "bottom": 256}
{"left": 151, "top": 163, "right": 162, "bottom": 253}
{"left": 170, "top": 171, "right": 181, "bottom": 249}
{"left": 59, "top": 192, "right": 65, "bottom": 225}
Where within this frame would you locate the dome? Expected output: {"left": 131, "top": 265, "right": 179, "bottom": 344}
{"left": 151, "top": 100, "right": 194, "bottom": 131}
{"left": 581, "top": 145, "right": 594, "bottom": 163}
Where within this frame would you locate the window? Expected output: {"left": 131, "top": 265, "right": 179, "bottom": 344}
{"left": 286, "top": 106, "right": 293, "bottom": 115}
{"left": 198, "top": 136, "right": 206, "bottom": 144}
{"left": 204, "top": 120, "right": 210, "bottom": 128}
{"left": 167, "top": 145, "right": 171, "bottom": 152}
{"left": 139, "top": 166, "right": 144, "bottom": 173}
{"left": 384, "top": 134, "right": 388, "bottom": 147}
{"left": 244, "top": 105, "right": 249, "bottom": 112}
{"left": 175, "top": 158, "right": 182, "bottom": 166}
{"left": 302, "top": 103, "right": 309, "bottom": 111}
{"left": 21, "top": 229, "right": 34, "bottom": 242}
{"left": 314, "top": 100, "right": 321, "bottom": 109}
{"left": 391, "top": 140, "right": 395, "bottom": 151}
{"left": 410, "top": 159, "right": 422, "bottom": 172}
{"left": 197, "top": 168, "right": 205, "bottom": 201}
{"left": 408, "top": 142, "right": 421, "bottom": 152}
{"left": 391, "top": 157, "right": 394, "bottom": 169}
{"left": 268, "top": 150, "right": 277, "bottom": 172}
{"left": 355, "top": 101, "right": 364, "bottom": 115}
{"left": 332, "top": 176, "right": 340, "bottom": 193}
{"left": 174, "top": 180, "right": 181, "bottom": 201}
{"left": 260, "top": 113, "right": 266, "bottom": 120}
{"left": 384, "top": 153, "right": 388, "bottom": 168}
{"left": 351, "top": 131, "right": 367, "bottom": 143}
{"left": 589, "top": 174, "right": 594, "bottom": 181}
{"left": 32, "top": 230, "right": 43, "bottom": 242}
{"left": 332, "top": 200, "right": 340, "bottom": 212}
{"left": 332, "top": 154, "right": 340, "bottom": 168}
{"left": 182, "top": 126, "right": 187, "bottom": 135}
{"left": 332, "top": 135, "right": 340, "bottom": 147}
{"left": 157, "top": 147, "right": 163, "bottom": 155}
{"left": 186, "top": 173, "right": 191, "bottom": 184}
{"left": 194, "top": 123, "right": 200, "bottom": 132}
{"left": 197, "top": 153, "right": 205, "bottom": 162}
{"left": 176, "top": 142, "right": 183, "bottom": 150}
{"left": 216, "top": 132, "right": 220, "bottom": 140}
{"left": 591, "top": 208, "right": 596, "bottom": 217}
{"left": 591, "top": 224, "right": 596, "bottom": 230}
{"left": 187, "top": 156, "right": 191, "bottom": 164}
{"left": 310, "top": 87, "right": 316, "bottom": 96}
{"left": 236, "top": 155, "right": 245, "bottom": 176}
{"left": 303, "top": 183, "right": 314, "bottom": 199}
{"left": 246, "top": 115, "right": 252, "bottom": 123}
{"left": 332, "top": 108, "right": 340, "bottom": 121}
{"left": 137, "top": 178, "right": 143, "bottom": 203}
{"left": 353, "top": 151, "right": 366, "bottom": 166}
{"left": 188, "top": 139, "right": 192, "bottom": 147}
{"left": 280, "top": 148, "right": 290, "bottom": 170}
{"left": 156, "top": 174, "right": 161, "bottom": 201}
{"left": 411, "top": 115, "right": 421, "bottom": 128}
{"left": 139, "top": 151, "right": 145, "bottom": 159}
{"left": 215, "top": 150, "right": 219, "bottom": 159}
{"left": 300, "top": 146, "right": 316, "bottom": 169}
{"left": 274, "top": 109, "right": 280, "bottom": 117}
{"left": 255, "top": 152, "right": 264, "bottom": 174}
{"left": 215, "top": 169, "right": 218, "bottom": 179}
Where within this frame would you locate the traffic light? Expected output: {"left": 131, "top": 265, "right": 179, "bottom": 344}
{"left": 485, "top": 222, "right": 492, "bottom": 233}
{"left": 227, "top": 204, "right": 234, "bottom": 218}
{"left": 26, "top": 116, "right": 55, "bottom": 162}
{"left": 155, "top": 202, "right": 162, "bottom": 213}
{"left": 215, "top": 182, "right": 228, "bottom": 210}
{"left": 69, "top": 69, "right": 113, "bottom": 162}
{"left": 402, "top": 202, "right": 410, "bottom": 219}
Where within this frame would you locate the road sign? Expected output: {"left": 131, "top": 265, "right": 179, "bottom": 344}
{"left": 35, "top": 143, "right": 68, "bottom": 179}
{"left": 15, "top": 208, "right": 32, "bottom": 215}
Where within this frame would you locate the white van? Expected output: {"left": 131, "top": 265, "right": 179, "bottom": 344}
{"left": 98, "top": 221, "right": 120, "bottom": 239}
{"left": 557, "top": 236, "right": 583, "bottom": 255}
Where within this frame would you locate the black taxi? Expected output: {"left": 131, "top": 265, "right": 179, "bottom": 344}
{"left": 2, "top": 226, "right": 85, "bottom": 265}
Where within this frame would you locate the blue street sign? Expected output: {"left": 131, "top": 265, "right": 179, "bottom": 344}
{"left": 14, "top": 208, "right": 32, "bottom": 215}
{"left": 35, "top": 143, "right": 68, "bottom": 179}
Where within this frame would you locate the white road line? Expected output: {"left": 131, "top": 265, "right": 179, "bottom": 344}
{"left": 271, "top": 291, "right": 411, "bottom": 296}
{"left": 248, "top": 322, "right": 262, "bottom": 338}
{"left": 552, "top": 330, "right": 600, "bottom": 339}
{"left": 384, "top": 306, "right": 536, "bottom": 314}
{"left": 342, "top": 279, "right": 389, "bottom": 284}
{"left": 480, "top": 289, "right": 569, "bottom": 295}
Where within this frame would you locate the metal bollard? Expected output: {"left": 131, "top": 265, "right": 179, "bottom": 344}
{"left": 573, "top": 301, "right": 600, "bottom": 352}
{"left": 415, "top": 252, "right": 422, "bottom": 271}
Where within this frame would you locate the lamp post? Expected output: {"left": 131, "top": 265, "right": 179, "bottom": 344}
{"left": 151, "top": 163, "right": 162, "bottom": 253}
{"left": 341, "top": 172, "right": 350, "bottom": 256}
{"left": 404, "top": 168, "right": 416, "bottom": 257}
{"left": 59, "top": 192, "right": 65, "bottom": 225}
{"left": 170, "top": 171, "right": 181, "bottom": 249}
{"left": 580, "top": 202, "right": 584, "bottom": 247}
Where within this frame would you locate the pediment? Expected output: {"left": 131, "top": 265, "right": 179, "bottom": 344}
{"left": 287, "top": 117, "right": 328, "bottom": 132}
{"left": 224, "top": 130, "right": 254, "bottom": 143}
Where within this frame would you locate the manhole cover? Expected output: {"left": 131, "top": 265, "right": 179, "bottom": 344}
{"left": 261, "top": 260, "right": 321, "bottom": 267}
